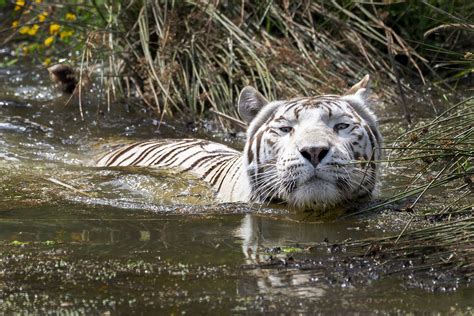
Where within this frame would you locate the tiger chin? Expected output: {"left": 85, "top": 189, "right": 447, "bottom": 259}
{"left": 97, "top": 75, "right": 383, "bottom": 212}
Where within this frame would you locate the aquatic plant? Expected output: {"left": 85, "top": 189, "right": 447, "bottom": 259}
{"left": 345, "top": 95, "right": 473, "bottom": 283}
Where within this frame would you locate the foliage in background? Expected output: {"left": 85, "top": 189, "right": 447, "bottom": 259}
{"left": 1, "top": 1, "right": 472, "bottom": 118}
{"left": 0, "top": 0, "right": 95, "bottom": 66}
{"left": 82, "top": 0, "right": 473, "bottom": 120}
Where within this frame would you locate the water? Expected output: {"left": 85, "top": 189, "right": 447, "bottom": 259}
{"left": 0, "top": 65, "right": 472, "bottom": 313}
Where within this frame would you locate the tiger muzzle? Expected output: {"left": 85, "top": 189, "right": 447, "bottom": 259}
{"left": 299, "top": 146, "right": 330, "bottom": 167}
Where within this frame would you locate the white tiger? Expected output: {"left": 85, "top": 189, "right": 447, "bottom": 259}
{"left": 97, "top": 75, "right": 382, "bottom": 210}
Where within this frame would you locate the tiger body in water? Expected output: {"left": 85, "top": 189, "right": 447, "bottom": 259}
{"left": 97, "top": 75, "right": 382, "bottom": 210}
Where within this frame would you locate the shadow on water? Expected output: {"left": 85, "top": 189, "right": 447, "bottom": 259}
{"left": 0, "top": 65, "right": 472, "bottom": 313}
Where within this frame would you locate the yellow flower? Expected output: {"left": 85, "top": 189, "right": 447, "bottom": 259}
{"left": 19, "top": 26, "right": 30, "bottom": 34}
{"left": 44, "top": 36, "right": 55, "bottom": 47}
{"left": 27, "top": 24, "right": 40, "bottom": 36}
{"left": 12, "top": 21, "right": 19, "bottom": 28}
{"left": 35, "top": 0, "right": 43, "bottom": 3}
{"left": 38, "top": 12, "right": 48, "bottom": 22}
{"left": 43, "top": 58, "right": 52, "bottom": 66}
{"left": 50, "top": 23, "right": 60, "bottom": 34}
{"left": 15, "top": 0, "right": 25, "bottom": 10}
{"left": 60, "top": 30, "right": 74, "bottom": 40}
{"left": 65, "top": 13, "right": 76, "bottom": 21}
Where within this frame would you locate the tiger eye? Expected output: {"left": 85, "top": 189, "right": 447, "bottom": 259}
{"left": 334, "top": 123, "right": 350, "bottom": 132}
{"left": 279, "top": 126, "right": 293, "bottom": 133}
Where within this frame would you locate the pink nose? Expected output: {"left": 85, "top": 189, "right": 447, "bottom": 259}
{"left": 299, "top": 146, "right": 329, "bottom": 167}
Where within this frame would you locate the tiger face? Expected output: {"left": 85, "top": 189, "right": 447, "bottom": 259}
{"left": 238, "top": 75, "right": 382, "bottom": 210}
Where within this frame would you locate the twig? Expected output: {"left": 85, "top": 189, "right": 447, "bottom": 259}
{"left": 424, "top": 23, "right": 474, "bottom": 38}
{"left": 395, "top": 160, "right": 452, "bottom": 243}
{"left": 43, "top": 177, "right": 94, "bottom": 198}
{"left": 209, "top": 109, "right": 246, "bottom": 128}
{"left": 78, "top": 42, "right": 87, "bottom": 121}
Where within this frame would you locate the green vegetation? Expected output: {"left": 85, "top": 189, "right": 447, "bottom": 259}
{"left": 1, "top": 1, "right": 472, "bottom": 114}
{"left": 0, "top": 0, "right": 91, "bottom": 66}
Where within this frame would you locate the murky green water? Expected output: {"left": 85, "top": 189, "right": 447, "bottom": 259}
{"left": 0, "top": 65, "right": 472, "bottom": 313}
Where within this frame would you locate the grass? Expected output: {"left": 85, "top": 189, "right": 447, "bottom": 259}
{"left": 347, "top": 96, "right": 473, "bottom": 216}
{"left": 339, "top": 95, "right": 473, "bottom": 282}
{"left": 103, "top": 1, "right": 472, "bottom": 118}
{"left": 315, "top": 95, "right": 473, "bottom": 290}
{"left": 3, "top": 1, "right": 471, "bottom": 119}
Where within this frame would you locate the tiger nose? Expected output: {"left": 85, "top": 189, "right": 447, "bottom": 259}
{"left": 299, "top": 146, "right": 330, "bottom": 167}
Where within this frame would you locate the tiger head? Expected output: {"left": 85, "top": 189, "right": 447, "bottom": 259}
{"left": 238, "top": 75, "right": 382, "bottom": 210}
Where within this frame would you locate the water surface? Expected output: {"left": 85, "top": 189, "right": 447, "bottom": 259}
{"left": 0, "top": 65, "right": 472, "bottom": 313}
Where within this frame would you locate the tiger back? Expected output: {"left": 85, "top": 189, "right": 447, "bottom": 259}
{"left": 96, "top": 139, "right": 251, "bottom": 202}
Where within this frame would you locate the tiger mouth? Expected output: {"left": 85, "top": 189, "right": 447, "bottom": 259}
{"left": 310, "top": 174, "right": 331, "bottom": 182}
{"left": 307, "top": 172, "right": 337, "bottom": 185}
{"left": 284, "top": 174, "right": 336, "bottom": 194}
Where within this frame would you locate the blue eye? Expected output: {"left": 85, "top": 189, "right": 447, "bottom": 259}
{"left": 334, "top": 123, "right": 350, "bottom": 132}
{"left": 279, "top": 126, "right": 293, "bottom": 133}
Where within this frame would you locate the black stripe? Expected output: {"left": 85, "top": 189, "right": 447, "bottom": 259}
{"left": 157, "top": 141, "right": 202, "bottom": 166}
{"left": 216, "top": 157, "right": 238, "bottom": 193}
{"left": 364, "top": 125, "right": 377, "bottom": 163}
{"left": 326, "top": 104, "right": 332, "bottom": 117}
{"left": 105, "top": 141, "right": 150, "bottom": 166}
{"left": 229, "top": 157, "right": 243, "bottom": 196}
{"left": 130, "top": 142, "right": 168, "bottom": 166}
{"left": 209, "top": 157, "right": 234, "bottom": 186}
{"left": 246, "top": 136, "right": 254, "bottom": 164}
{"left": 294, "top": 107, "right": 302, "bottom": 120}
{"left": 248, "top": 169, "right": 256, "bottom": 188}
{"left": 180, "top": 154, "right": 221, "bottom": 173}
{"left": 147, "top": 141, "right": 198, "bottom": 166}
{"left": 283, "top": 100, "right": 300, "bottom": 112}
{"left": 201, "top": 157, "right": 228, "bottom": 183}
{"left": 255, "top": 130, "right": 264, "bottom": 164}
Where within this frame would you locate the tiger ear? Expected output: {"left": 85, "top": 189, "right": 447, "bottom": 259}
{"left": 342, "top": 74, "right": 379, "bottom": 136}
{"left": 238, "top": 86, "right": 269, "bottom": 123}
{"left": 344, "top": 74, "right": 370, "bottom": 97}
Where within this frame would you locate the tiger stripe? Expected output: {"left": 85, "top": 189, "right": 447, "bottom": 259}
{"left": 97, "top": 139, "right": 250, "bottom": 202}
